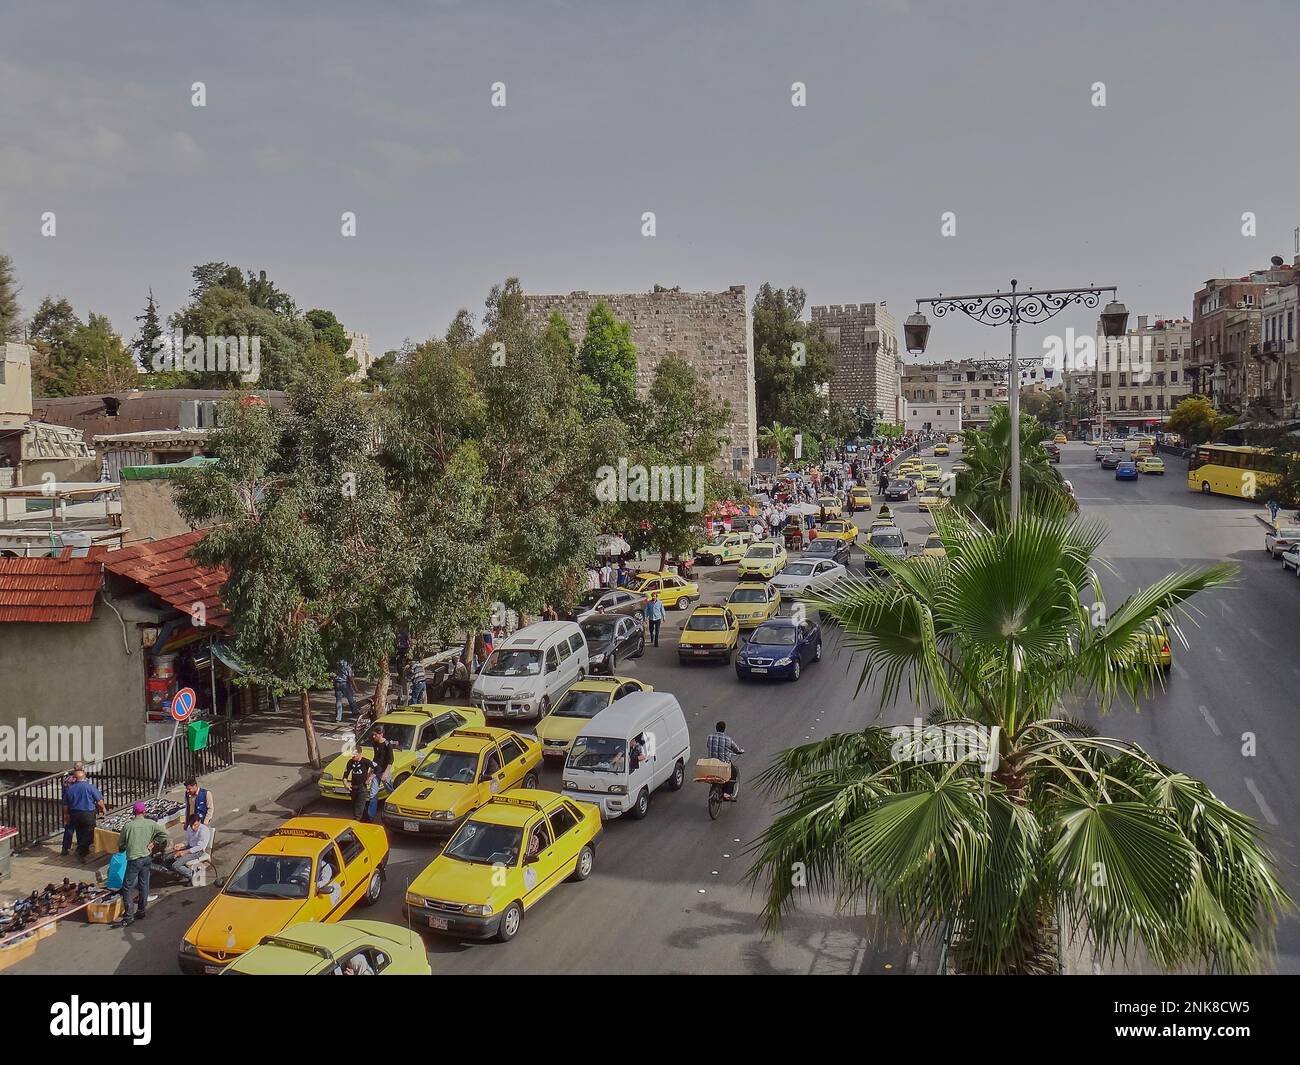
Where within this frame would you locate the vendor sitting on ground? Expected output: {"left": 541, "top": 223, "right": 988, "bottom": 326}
{"left": 164, "top": 813, "right": 213, "bottom": 885}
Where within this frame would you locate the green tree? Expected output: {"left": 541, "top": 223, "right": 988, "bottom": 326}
{"left": 0, "top": 253, "right": 21, "bottom": 340}
{"left": 174, "top": 386, "right": 419, "bottom": 767}
{"left": 956, "top": 405, "right": 1075, "bottom": 524}
{"left": 382, "top": 279, "right": 618, "bottom": 660}
{"left": 30, "top": 300, "right": 137, "bottom": 396}
{"left": 751, "top": 508, "right": 1286, "bottom": 974}
{"left": 1167, "top": 395, "right": 1232, "bottom": 445}
{"left": 577, "top": 302, "right": 638, "bottom": 422}
{"left": 132, "top": 289, "right": 163, "bottom": 369}
{"left": 757, "top": 421, "right": 796, "bottom": 460}
{"left": 751, "top": 284, "right": 836, "bottom": 432}
{"left": 610, "top": 354, "right": 738, "bottom": 569}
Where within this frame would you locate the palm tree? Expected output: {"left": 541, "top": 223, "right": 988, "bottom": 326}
{"left": 757, "top": 421, "right": 796, "bottom": 461}
{"left": 957, "top": 405, "right": 1074, "bottom": 524}
{"left": 749, "top": 507, "right": 1289, "bottom": 973}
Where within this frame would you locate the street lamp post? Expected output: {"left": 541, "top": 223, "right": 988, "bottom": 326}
{"left": 905, "top": 280, "right": 1127, "bottom": 520}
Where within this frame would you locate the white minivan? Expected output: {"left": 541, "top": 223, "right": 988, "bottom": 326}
{"left": 561, "top": 691, "right": 691, "bottom": 820}
{"left": 471, "top": 621, "right": 588, "bottom": 722}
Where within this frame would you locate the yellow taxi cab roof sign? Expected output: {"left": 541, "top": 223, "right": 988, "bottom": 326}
{"left": 269, "top": 827, "right": 333, "bottom": 841}
{"left": 488, "top": 795, "right": 545, "bottom": 811}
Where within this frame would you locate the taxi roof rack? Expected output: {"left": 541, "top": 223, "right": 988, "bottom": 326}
{"left": 257, "top": 934, "right": 337, "bottom": 960}
{"left": 268, "top": 827, "right": 333, "bottom": 840}
{"left": 449, "top": 728, "right": 498, "bottom": 742}
{"left": 488, "top": 795, "right": 546, "bottom": 811}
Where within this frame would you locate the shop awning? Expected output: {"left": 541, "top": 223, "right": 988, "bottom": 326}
{"left": 210, "top": 641, "right": 250, "bottom": 674}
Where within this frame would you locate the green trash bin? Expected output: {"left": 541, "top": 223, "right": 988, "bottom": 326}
{"left": 186, "top": 720, "right": 211, "bottom": 752}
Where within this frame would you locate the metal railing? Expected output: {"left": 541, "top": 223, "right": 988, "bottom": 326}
{"left": 0, "top": 720, "right": 234, "bottom": 851}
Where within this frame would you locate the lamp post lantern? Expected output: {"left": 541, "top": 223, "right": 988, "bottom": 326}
{"left": 906, "top": 280, "right": 1125, "bottom": 520}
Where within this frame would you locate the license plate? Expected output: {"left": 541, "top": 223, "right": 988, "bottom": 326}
{"left": 403, "top": 820, "right": 419, "bottom": 832}
{"left": 695, "top": 650, "right": 710, "bottom": 656}
{"left": 428, "top": 916, "right": 449, "bottom": 930}
{"left": 750, "top": 667, "right": 768, "bottom": 674}
{"left": 204, "top": 965, "right": 223, "bottom": 974}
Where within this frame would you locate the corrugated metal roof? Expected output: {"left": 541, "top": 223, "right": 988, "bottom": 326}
{"left": 0, "top": 553, "right": 104, "bottom": 623}
{"left": 103, "top": 529, "right": 231, "bottom": 630}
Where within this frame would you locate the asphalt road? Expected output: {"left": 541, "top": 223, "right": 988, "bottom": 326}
{"left": 14, "top": 443, "right": 1298, "bottom": 975}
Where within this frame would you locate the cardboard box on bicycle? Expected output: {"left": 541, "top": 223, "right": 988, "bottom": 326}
{"left": 694, "top": 758, "right": 731, "bottom": 783}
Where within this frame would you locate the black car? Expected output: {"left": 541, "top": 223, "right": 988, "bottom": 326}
{"left": 579, "top": 614, "right": 645, "bottom": 674}
{"left": 884, "top": 479, "right": 913, "bottom": 501}
{"left": 802, "top": 537, "right": 852, "bottom": 566}
{"left": 1100, "top": 451, "right": 1123, "bottom": 470}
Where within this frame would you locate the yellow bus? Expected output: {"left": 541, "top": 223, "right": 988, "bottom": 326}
{"left": 1187, "top": 444, "right": 1284, "bottom": 499}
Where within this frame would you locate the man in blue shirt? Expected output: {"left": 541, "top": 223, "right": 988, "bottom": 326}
{"left": 63, "top": 769, "right": 106, "bottom": 862}
{"left": 644, "top": 592, "right": 666, "bottom": 647}
{"left": 334, "top": 659, "right": 357, "bottom": 723}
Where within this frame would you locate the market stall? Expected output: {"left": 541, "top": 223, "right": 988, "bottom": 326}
{"left": 91, "top": 798, "right": 185, "bottom": 856}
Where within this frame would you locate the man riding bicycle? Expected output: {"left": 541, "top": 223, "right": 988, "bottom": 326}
{"left": 706, "top": 721, "right": 745, "bottom": 801}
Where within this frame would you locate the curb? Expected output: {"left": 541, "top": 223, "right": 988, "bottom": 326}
{"left": 1254, "top": 513, "right": 1280, "bottom": 531}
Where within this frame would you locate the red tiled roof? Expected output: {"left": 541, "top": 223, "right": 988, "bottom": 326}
{"left": 103, "top": 529, "right": 231, "bottom": 631}
{"left": 0, "top": 552, "right": 105, "bottom": 623}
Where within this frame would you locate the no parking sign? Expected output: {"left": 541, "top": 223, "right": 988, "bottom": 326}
{"left": 170, "top": 687, "right": 197, "bottom": 722}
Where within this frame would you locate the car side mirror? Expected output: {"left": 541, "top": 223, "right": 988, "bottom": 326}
{"left": 524, "top": 852, "right": 540, "bottom": 865}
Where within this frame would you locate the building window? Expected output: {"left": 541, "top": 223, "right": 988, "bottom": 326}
{"left": 972, "top": 405, "right": 980, "bottom": 413}
{"left": 1101, "top": 374, "right": 1111, "bottom": 387}
{"left": 1157, "top": 394, "right": 1165, "bottom": 410}
{"left": 1144, "top": 396, "right": 1152, "bottom": 410}
{"left": 1170, "top": 370, "right": 1178, "bottom": 383}
{"left": 1118, "top": 397, "right": 1127, "bottom": 410}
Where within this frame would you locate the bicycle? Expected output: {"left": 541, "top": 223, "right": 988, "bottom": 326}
{"left": 696, "top": 755, "right": 743, "bottom": 819}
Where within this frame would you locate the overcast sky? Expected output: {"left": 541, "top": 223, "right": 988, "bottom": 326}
{"left": 2, "top": 0, "right": 1298, "bottom": 369}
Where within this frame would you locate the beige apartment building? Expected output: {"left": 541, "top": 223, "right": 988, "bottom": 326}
{"left": 901, "top": 359, "right": 1008, "bottom": 427}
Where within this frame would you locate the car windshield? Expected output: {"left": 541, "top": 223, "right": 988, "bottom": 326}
{"left": 224, "top": 854, "right": 312, "bottom": 900}
{"left": 567, "top": 736, "right": 627, "bottom": 773}
{"left": 889, "top": 481, "right": 909, "bottom": 489}
{"left": 750, "top": 625, "right": 797, "bottom": 646}
{"left": 925, "top": 536, "right": 943, "bottom": 549}
{"left": 372, "top": 723, "right": 418, "bottom": 751}
{"left": 1279, "top": 528, "right": 1300, "bottom": 538}
{"left": 783, "top": 562, "right": 817, "bottom": 576}
{"left": 416, "top": 749, "right": 478, "bottom": 783}
{"left": 481, "top": 649, "right": 542, "bottom": 676}
{"left": 728, "top": 588, "right": 767, "bottom": 604}
{"left": 745, "top": 546, "right": 775, "bottom": 558}
{"left": 552, "top": 689, "right": 611, "bottom": 719}
{"left": 686, "top": 614, "right": 729, "bottom": 631}
{"left": 871, "top": 532, "right": 903, "bottom": 549}
{"left": 444, "top": 821, "right": 523, "bottom": 866}
{"left": 580, "top": 620, "right": 617, "bottom": 645}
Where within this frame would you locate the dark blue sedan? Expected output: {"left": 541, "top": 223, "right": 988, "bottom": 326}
{"left": 735, "top": 618, "right": 822, "bottom": 682}
{"left": 1115, "top": 461, "right": 1138, "bottom": 481}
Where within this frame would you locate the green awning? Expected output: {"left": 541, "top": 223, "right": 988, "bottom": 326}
{"left": 120, "top": 456, "right": 218, "bottom": 480}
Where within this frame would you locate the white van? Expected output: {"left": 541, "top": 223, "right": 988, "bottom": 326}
{"left": 561, "top": 692, "right": 691, "bottom": 820}
{"left": 471, "top": 621, "right": 588, "bottom": 722}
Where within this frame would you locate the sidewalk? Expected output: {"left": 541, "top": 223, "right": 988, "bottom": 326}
{"left": 1, "top": 692, "right": 360, "bottom": 906}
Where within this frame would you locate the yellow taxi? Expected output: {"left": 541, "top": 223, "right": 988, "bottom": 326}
{"left": 736, "top": 541, "right": 787, "bottom": 579}
{"left": 535, "top": 676, "right": 652, "bottom": 760}
{"left": 903, "top": 471, "right": 928, "bottom": 493}
{"left": 896, "top": 459, "right": 923, "bottom": 473}
{"left": 1053, "top": 433, "right": 1068, "bottom": 444}
{"left": 921, "top": 464, "right": 944, "bottom": 486}
{"left": 933, "top": 443, "right": 950, "bottom": 456}
{"left": 869, "top": 517, "right": 897, "bottom": 531}
{"left": 948, "top": 434, "right": 961, "bottom": 444}
{"left": 318, "top": 705, "right": 485, "bottom": 800}
{"left": 1136, "top": 456, "right": 1165, "bottom": 475}
{"left": 725, "top": 581, "right": 780, "bottom": 629}
{"left": 382, "top": 727, "right": 542, "bottom": 837}
{"left": 916, "top": 486, "right": 949, "bottom": 511}
{"left": 815, "top": 495, "right": 843, "bottom": 518}
{"left": 223, "top": 921, "right": 431, "bottom": 975}
{"left": 404, "top": 790, "right": 602, "bottom": 942}
{"left": 626, "top": 571, "right": 699, "bottom": 611}
{"left": 919, "top": 533, "right": 947, "bottom": 558}
{"left": 678, "top": 604, "right": 741, "bottom": 663}
{"left": 847, "top": 486, "right": 873, "bottom": 511}
{"left": 178, "top": 817, "right": 387, "bottom": 974}
{"left": 1117, "top": 618, "right": 1173, "bottom": 671}
{"left": 813, "top": 518, "right": 858, "bottom": 544}
{"left": 951, "top": 461, "right": 969, "bottom": 474}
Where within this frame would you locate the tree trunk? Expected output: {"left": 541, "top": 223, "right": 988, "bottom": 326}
{"left": 300, "top": 690, "right": 321, "bottom": 770}
{"left": 461, "top": 632, "right": 475, "bottom": 672}
{"left": 371, "top": 654, "right": 390, "bottom": 720}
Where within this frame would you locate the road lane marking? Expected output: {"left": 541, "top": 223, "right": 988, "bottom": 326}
{"left": 1198, "top": 705, "right": 1221, "bottom": 736}
{"left": 1247, "top": 627, "right": 1273, "bottom": 648}
{"left": 1219, "top": 601, "right": 1235, "bottom": 615}
{"left": 1244, "top": 778, "right": 1279, "bottom": 826}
